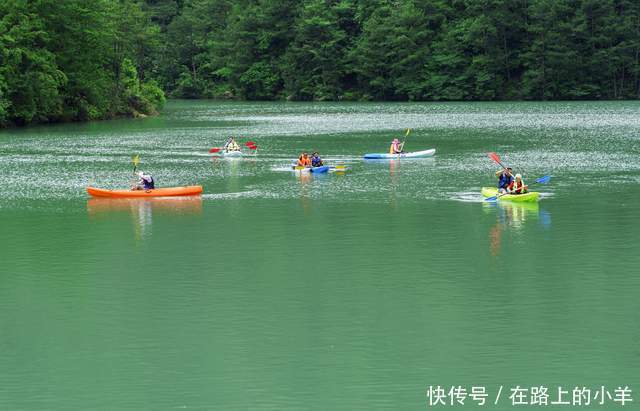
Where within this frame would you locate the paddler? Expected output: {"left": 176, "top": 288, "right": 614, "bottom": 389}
{"left": 224, "top": 137, "right": 240, "bottom": 152}
{"left": 297, "top": 152, "right": 311, "bottom": 167}
{"left": 311, "top": 152, "right": 323, "bottom": 167}
{"left": 507, "top": 174, "right": 527, "bottom": 194}
{"left": 496, "top": 167, "right": 514, "bottom": 193}
{"left": 389, "top": 138, "right": 403, "bottom": 154}
{"left": 133, "top": 171, "right": 155, "bottom": 190}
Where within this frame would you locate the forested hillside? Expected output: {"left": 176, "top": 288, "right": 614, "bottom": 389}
{"left": 2, "top": 0, "right": 640, "bottom": 127}
{"left": 0, "top": 0, "right": 165, "bottom": 127}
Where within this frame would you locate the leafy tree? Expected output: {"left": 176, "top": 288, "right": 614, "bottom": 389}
{"left": 3, "top": 0, "right": 640, "bottom": 128}
{"left": 0, "top": 2, "right": 66, "bottom": 124}
{"left": 283, "top": 0, "right": 352, "bottom": 100}
{"left": 0, "top": 0, "right": 165, "bottom": 127}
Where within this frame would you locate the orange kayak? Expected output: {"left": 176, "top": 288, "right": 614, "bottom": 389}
{"left": 87, "top": 186, "right": 203, "bottom": 198}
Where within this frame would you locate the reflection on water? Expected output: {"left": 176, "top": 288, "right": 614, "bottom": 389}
{"left": 389, "top": 159, "right": 401, "bottom": 209}
{"left": 295, "top": 169, "right": 314, "bottom": 215}
{"left": 295, "top": 169, "right": 312, "bottom": 186}
{"left": 483, "top": 201, "right": 551, "bottom": 256}
{"left": 87, "top": 197, "right": 203, "bottom": 215}
{"left": 493, "top": 201, "right": 540, "bottom": 228}
{"left": 87, "top": 197, "right": 203, "bottom": 240}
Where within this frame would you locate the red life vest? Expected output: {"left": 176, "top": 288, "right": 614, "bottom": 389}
{"left": 508, "top": 180, "right": 526, "bottom": 194}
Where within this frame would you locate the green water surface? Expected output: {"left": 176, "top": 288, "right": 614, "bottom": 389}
{"left": 1, "top": 101, "right": 639, "bottom": 410}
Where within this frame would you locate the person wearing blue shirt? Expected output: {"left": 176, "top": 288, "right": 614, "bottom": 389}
{"left": 311, "top": 152, "right": 323, "bottom": 167}
{"left": 496, "top": 167, "right": 513, "bottom": 193}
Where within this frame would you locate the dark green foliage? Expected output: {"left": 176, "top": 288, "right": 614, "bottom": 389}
{"left": 0, "top": 4, "right": 65, "bottom": 125}
{"left": 2, "top": 0, "right": 640, "bottom": 127}
{"left": 157, "top": 0, "right": 640, "bottom": 101}
{"left": 0, "top": 0, "right": 165, "bottom": 127}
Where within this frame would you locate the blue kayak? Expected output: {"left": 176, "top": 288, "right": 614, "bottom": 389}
{"left": 291, "top": 165, "right": 330, "bottom": 173}
{"left": 309, "top": 166, "right": 329, "bottom": 173}
{"left": 363, "top": 148, "right": 436, "bottom": 159}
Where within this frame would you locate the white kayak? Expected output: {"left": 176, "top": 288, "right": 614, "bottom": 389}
{"left": 363, "top": 148, "right": 436, "bottom": 159}
{"left": 219, "top": 150, "right": 243, "bottom": 157}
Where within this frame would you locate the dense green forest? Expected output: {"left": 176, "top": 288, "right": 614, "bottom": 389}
{"left": 0, "top": 0, "right": 165, "bottom": 126}
{"left": 2, "top": 0, "right": 640, "bottom": 127}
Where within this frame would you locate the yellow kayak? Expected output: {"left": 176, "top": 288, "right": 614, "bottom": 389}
{"left": 481, "top": 187, "right": 540, "bottom": 202}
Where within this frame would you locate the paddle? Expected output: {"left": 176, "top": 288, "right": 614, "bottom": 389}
{"left": 132, "top": 154, "right": 140, "bottom": 174}
{"left": 398, "top": 128, "right": 411, "bottom": 152}
{"left": 488, "top": 152, "right": 508, "bottom": 170}
{"left": 484, "top": 175, "right": 551, "bottom": 201}
{"left": 210, "top": 141, "right": 256, "bottom": 154}
{"left": 130, "top": 154, "right": 141, "bottom": 189}
{"left": 488, "top": 151, "right": 515, "bottom": 191}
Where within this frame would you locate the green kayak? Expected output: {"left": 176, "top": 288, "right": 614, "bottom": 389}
{"left": 481, "top": 187, "right": 540, "bottom": 202}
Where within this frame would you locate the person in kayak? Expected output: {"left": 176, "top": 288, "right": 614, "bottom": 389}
{"left": 297, "top": 152, "right": 311, "bottom": 167}
{"left": 224, "top": 137, "right": 240, "bottom": 152}
{"left": 389, "top": 138, "right": 403, "bottom": 154}
{"left": 133, "top": 171, "right": 155, "bottom": 190}
{"left": 507, "top": 174, "right": 527, "bottom": 194}
{"left": 496, "top": 167, "right": 514, "bottom": 193}
{"left": 311, "top": 152, "right": 323, "bottom": 167}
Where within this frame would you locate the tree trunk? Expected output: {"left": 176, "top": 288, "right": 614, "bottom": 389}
{"left": 503, "top": 31, "right": 510, "bottom": 82}
{"left": 541, "top": 33, "right": 546, "bottom": 100}
{"left": 620, "top": 64, "right": 625, "bottom": 98}
{"left": 636, "top": 10, "right": 640, "bottom": 97}
{"left": 635, "top": 46, "right": 639, "bottom": 98}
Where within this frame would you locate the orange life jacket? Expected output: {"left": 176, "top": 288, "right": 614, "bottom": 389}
{"left": 297, "top": 155, "right": 311, "bottom": 166}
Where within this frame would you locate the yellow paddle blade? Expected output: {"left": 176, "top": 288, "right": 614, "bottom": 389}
{"left": 132, "top": 154, "right": 140, "bottom": 167}
{"left": 294, "top": 166, "right": 305, "bottom": 170}
{"left": 335, "top": 165, "right": 346, "bottom": 169}
{"left": 405, "top": 128, "right": 411, "bottom": 137}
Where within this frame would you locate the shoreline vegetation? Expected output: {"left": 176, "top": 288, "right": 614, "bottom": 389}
{"left": 1, "top": 0, "right": 639, "bottom": 128}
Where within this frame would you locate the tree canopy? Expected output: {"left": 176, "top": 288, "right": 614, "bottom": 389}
{"left": 156, "top": 0, "right": 640, "bottom": 102}
{"left": 0, "top": 0, "right": 164, "bottom": 127}
{"left": 2, "top": 0, "right": 640, "bottom": 127}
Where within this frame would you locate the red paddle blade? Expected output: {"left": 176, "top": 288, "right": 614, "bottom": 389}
{"left": 488, "top": 152, "right": 501, "bottom": 165}
{"left": 245, "top": 141, "right": 256, "bottom": 146}
{"left": 209, "top": 147, "right": 221, "bottom": 153}
{"left": 248, "top": 145, "right": 257, "bottom": 150}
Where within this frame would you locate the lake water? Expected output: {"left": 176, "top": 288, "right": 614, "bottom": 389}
{"left": 1, "top": 100, "right": 639, "bottom": 410}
